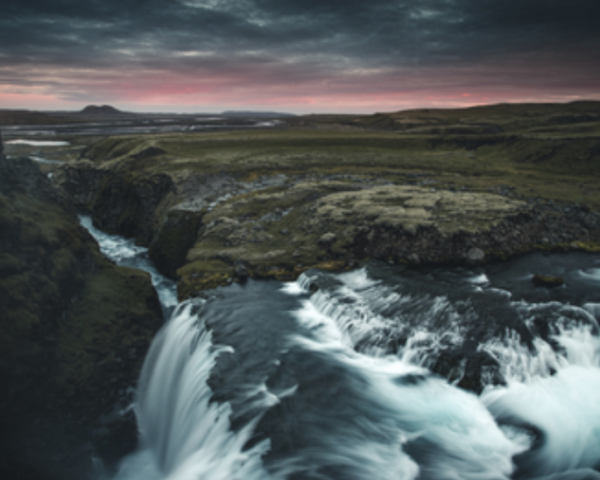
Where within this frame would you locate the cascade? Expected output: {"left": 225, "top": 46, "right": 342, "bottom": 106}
{"left": 82, "top": 216, "right": 600, "bottom": 480}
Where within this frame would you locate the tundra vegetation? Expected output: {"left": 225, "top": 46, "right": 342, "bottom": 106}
{"left": 45, "top": 101, "right": 600, "bottom": 298}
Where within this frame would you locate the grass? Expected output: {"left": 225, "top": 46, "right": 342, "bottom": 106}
{"left": 78, "top": 126, "right": 600, "bottom": 210}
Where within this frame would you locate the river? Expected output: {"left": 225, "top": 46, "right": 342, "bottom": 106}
{"left": 81, "top": 216, "right": 600, "bottom": 480}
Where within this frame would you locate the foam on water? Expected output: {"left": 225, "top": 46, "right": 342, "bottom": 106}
{"left": 481, "top": 321, "right": 600, "bottom": 476}
{"left": 291, "top": 268, "right": 466, "bottom": 362}
{"left": 287, "top": 293, "right": 523, "bottom": 480}
{"left": 578, "top": 268, "right": 600, "bottom": 283}
{"left": 283, "top": 266, "right": 600, "bottom": 479}
{"left": 30, "top": 155, "right": 63, "bottom": 164}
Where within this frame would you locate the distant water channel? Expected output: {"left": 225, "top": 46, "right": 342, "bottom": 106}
{"left": 2, "top": 117, "right": 280, "bottom": 138}
{"left": 82, "top": 216, "right": 600, "bottom": 480}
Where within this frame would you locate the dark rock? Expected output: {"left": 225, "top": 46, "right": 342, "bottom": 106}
{"left": 53, "top": 161, "right": 106, "bottom": 211}
{"left": 131, "top": 146, "right": 166, "bottom": 159}
{"left": 91, "top": 172, "right": 175, "bottom": 245}
{"left": 149, "top": 208, "right": 204, "bottom": 279}
{"left": 55, "top": 163, "right": 176, "bottom": 246}
{"left": 532, "top": 274, "right": 565, "bottom": 288}
{"left": 234, "top": 265, "right": 249, "bottom": 282}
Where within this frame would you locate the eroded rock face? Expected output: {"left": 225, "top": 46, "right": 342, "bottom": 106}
{"left": 177, "top": 180, "right": 600, "bottom": 298}
{"left": 0, "top": 145, "right": 163, "bottom": 480}
{"left": 54, "top": 162, "right": 176, "bottom": 246}
{"left": 148, "top": 208, "right": 205, "bottom": 278}
{"left": 53, "top": 149, "right": 600, "bottom": 301}
{"left": 91, "top": 172, "right": 175, "bottom": 245}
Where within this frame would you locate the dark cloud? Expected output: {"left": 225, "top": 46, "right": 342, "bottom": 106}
{"left": 3, "top": 0, "right": 600, "bottom": 64}
{"left": 1, "top": 0, "right": 599, "bottom": 110}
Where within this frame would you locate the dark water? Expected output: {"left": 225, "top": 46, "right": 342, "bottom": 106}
{"left": 82, "top": 218, "right": 600, "bottom": 480}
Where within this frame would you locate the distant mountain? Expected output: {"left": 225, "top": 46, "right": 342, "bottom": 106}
{"left": 80, "top": 105, "right": 123, "bottom": 115}
{"left": 221, "top": 110, "right": 295, "bottom": 118}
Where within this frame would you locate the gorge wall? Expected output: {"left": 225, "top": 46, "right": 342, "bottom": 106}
{"left": 0, "top": 135, "right": 163, "bottom": 480}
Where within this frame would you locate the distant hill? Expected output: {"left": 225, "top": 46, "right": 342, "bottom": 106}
{"left": 80, "top": 105, "right": 123, "bottom": 115}
{"left": 286, "top": 100, "right": 600, "bottom": 134}
{"left": 221, "top": 111, "right": 295, "bottom": 118}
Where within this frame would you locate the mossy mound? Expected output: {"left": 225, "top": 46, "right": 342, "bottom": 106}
{"left": 177, "top": 182, "right": 528, "bottom": 297}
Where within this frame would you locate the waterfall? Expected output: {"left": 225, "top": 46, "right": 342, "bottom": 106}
{"left": 82, "top": 215, "right": 600, "bottom": 480}
{"left": 80, "top": 216, "right": 273, "bottom": 480}
{"left": 113, "top": 303, "right": 272, "bottom": 480}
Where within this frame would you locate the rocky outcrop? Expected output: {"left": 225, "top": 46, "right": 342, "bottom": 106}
{"left": 54, "top": 162, "right": 176, "bottom": 246}
{"left": 91, "top": 172, "right": 175, "bottom": 245}
{"left": 148, "top": 208, "right": 205, "bottom": 278}
{"left": 0, "top": 141, "right": 163, "bottom": 480}
{"left": 177, "top": 181, "right": 600, "bottom": 299}
{"left": 51, "top": 160, "right": 106, "bottom": 210}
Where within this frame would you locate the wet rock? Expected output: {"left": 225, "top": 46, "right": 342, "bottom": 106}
{"left": 149, "top": 208, "right": 204, "bottom": 279}
{"left": 91, "top": 172, "right": 175, "bottom": 245}
{"left": 532, "top": 274, "right": 565, "bottom": 288}
{"left": 234, "top": 265, "right": 249, "bottom": 282}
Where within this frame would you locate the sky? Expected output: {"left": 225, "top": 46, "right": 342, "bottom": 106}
{"left": 1, "top": 0, "right": 600, "bottom": 114}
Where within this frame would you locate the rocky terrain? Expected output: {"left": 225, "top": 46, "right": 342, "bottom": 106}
{"left": 0, "top": 133, "right": 163, "bottom": 480}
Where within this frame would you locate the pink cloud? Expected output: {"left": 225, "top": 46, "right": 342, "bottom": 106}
{"left": 2, "top": 59, "right": 599, "bottom": 114}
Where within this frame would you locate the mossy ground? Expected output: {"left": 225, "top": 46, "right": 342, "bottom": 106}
{"left": 31, "top": 101, "right": 600, "bottom": 296}
{"left": 77, "top": 123, "right": 600, "bottom": 211}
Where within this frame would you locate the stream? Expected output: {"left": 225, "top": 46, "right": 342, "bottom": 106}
{"left": 81, "top": 216, "right": 600, "bottom": 480}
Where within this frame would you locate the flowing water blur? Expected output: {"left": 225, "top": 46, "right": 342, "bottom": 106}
{"left": 81, "top": 216, "right": 600, "bottom": 480}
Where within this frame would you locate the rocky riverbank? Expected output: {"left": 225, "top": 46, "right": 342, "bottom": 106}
{"left": 0, "top": 135, "right": 163, "bottom": 480}
{"left": 53, "top": 158, "right": 600, "bottom": 301}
